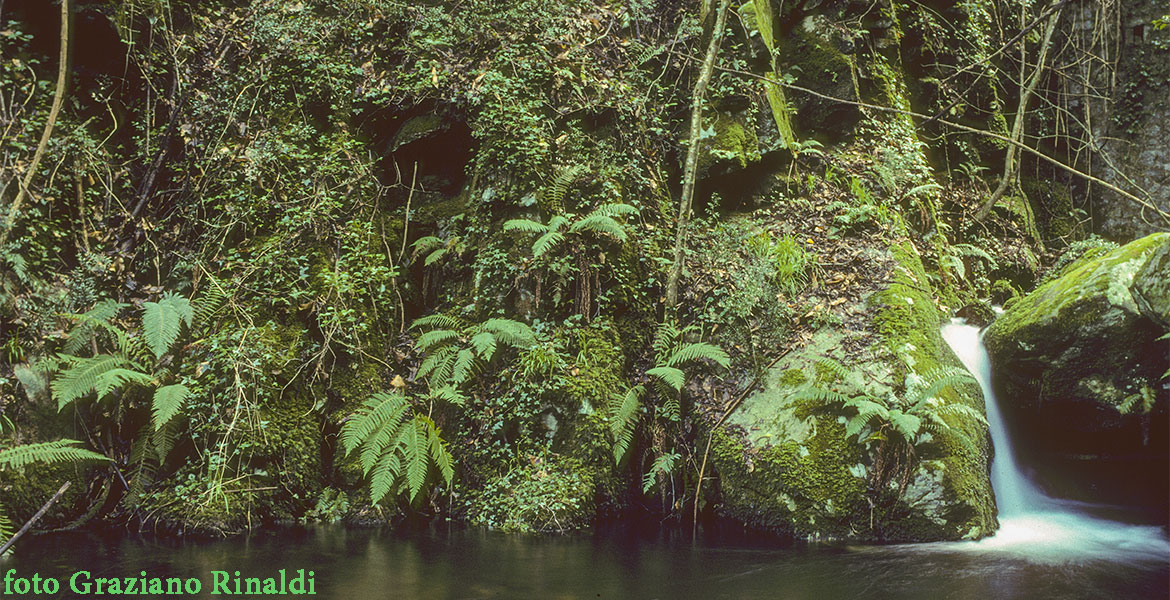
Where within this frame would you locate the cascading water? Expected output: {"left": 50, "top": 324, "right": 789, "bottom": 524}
{"left": 940, "top": 319, "right": 1170, "bottom": 562}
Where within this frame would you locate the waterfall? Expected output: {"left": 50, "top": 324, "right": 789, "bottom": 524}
{"left": 940, "top": 319, "right": 1170, "bottom": 561}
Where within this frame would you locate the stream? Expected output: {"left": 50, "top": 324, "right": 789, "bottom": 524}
{"left": 3, "top": 321, "right": 1167, "bottom": 599}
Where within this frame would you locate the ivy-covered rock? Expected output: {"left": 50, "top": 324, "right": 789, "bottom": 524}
{"left": 983, "top": 233, "right": 1170, "bottom": 515}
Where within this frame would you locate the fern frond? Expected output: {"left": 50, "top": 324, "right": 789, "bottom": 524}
{"left": 887, "top": 410, "right": 922, "bottom": 441}
{"left": 812, "top": 358, "right": 852, "bottom": 385}
{"left": 403, "top": 417, "right": 429, "bottom": 503}
{"left": 792, "top": 384, "right": 851, "bottom": 405}
{"left": 193, "top": 277, "right": 230, "bottom": 329}
{"left": 424, "top": 248, "right": 449, "bottom": 266}
{"left": 646, "top": 366, "right": 686, "bottom": 392}
{"left": 152, "top": 384, "right": 192, "bottom": 430}
{"left": 642, "top": 452, "right": 680, "bottom": 493}
{"left": 544, "top": 164, "right": 584, "bottom": 210}
{"left": 667, "top": 342, "right": 731, "bottom": 369}
{"left": 142, "top": 292, "right": 193, "bottom": 360}
{"left": 63, "top": 299, "right": 127, "bottom": 355}
{"left": 569, "top": 215, "right": 627, "bottom": 242}
{"left": 469, "top": 331, "right": 498, "bottom": 361}
{"left": 410, "top": 314, "right": 463, "bottom": 331}
{"left": 479, "top": 318, "right": 536, "bottom": 349}
{"left": 368, "top": 450, "right": 403, "bottom": 504}
{"left": 0, "top": 504, "right": 11, "bottom": 543}
{"left": 94, "top": 368, "right": 153, "bottom": 400}
{"left": 340, "top": 391, "right": 409, "bottom": 456}
{"left": 652, "top": 322, "right": 680, "bottom": 359}
{"left": 411, "top": 235, "right": 444, "bottom": 254}
{"left": 425, "top": 417, "right": 455, "bottom": 487}
{"left": 590, "top": 203, "right": 639, "bottom": 218}
{"left": 451, "top": 349, "right": 477, "bottom": 386}
{"left": 503, "top": 219, "right": 549, "bottom": 234}
{"left": 0, "top": 440, "right": 109, "bottom": 470}
{"left": 428, "top": 385, "right": 469, "bottom": 406}
{"left": 609, "top": 385, "right": 644, "bottom": 463}
{"left": 416, "top": 329, "right": 459, "bottom": 352}
{"left": 532, "top": 231, "right": 565, "bottom": 258}
{"left": 359, "top": 412, "right": 408, "bottom": 473}
{"left": 52, "top": 354, "right": 133, "bottom": 409}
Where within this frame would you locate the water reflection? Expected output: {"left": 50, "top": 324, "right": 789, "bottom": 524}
{"left": 4, "top": 525, "right": 1167, "bottom": 599}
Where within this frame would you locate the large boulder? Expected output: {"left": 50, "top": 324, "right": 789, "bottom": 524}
{"left": 983, "top": 233, "right": 1170, "bottom": 517}
{"left": 712, "top": 241, "right": 996, "bottom": 542}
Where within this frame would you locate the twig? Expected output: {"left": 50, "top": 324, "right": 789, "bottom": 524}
{"left": 692, "top": 347, "right": 794, "bottom": 534}
{"left": 0, "top": 481, "right": 71, "bottom": 555}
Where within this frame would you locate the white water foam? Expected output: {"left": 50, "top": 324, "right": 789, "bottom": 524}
{"left": 939, "top": 319, "right": 1170, "bottom": 563}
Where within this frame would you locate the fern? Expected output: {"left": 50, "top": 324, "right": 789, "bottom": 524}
{"left": 646, "top": 366, "right": 685, "bottom": 392}
{"left": 503, "top": 219, "right": 549, "bottom": 234}
{"left": 0, "top": 504, "right": 13, "bottom": 543}
{"left": 609, "top": 386, "right": 644, "bottom": 463}
{"left": 52, "top": 354, "right": 135, "bottom": 409}
{"left": 152, "top": 384, "right": 191, "bottom": 430}
{"left": 543, "top": 164, "right": 584, "bottom": 212}
{"left": 532, "top": 231, "right": 566, "bottom": 258}
{"left": 667, "top": 342, "right": 731, "bottom": 369}
{"left": 63, "top": 300, "right": 128, "bottom": 355}
{"left": 193, "top": 276, "right": 230, "bottom": 329}
{"left": 643, "top": 452, "right": 680, "bottom": 493}
{"left": 341, "top": 392, "right": 454, "bottom": 504}
{"left": 142, "top": 292, "right": 193, "bottom": 359}
{"left": 94, "top": 368, "right": 153, "bottom": 400}
{"left": 0, "top": 440, "right": 109, "bottom": 470}
{"left": 569, "top": 214, "right": 626, "bottom": 241}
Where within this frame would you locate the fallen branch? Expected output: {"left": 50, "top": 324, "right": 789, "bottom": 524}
{"left": 0, "top": 481, "right": 71, "bottom": 555}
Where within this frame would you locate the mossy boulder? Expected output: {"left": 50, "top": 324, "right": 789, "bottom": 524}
{"left": 712, "top": 241, "right": 996, "bottom": 542}
{"left": 983, "top": 233, "right": 1170, "bottom": 515}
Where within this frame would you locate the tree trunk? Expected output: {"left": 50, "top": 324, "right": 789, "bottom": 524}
{"left": 975, "top": 1, "right": 1062, "bottom": 222}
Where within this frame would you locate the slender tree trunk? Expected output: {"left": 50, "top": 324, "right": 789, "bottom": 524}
{"left": 975, "top": 1, "right": 1062, "bottom": 222}
{"left": 665, "top": 0, "right": 732, "bottom": 310}
{"left": 1, "top": 0, "right": 70, "bottom": 246}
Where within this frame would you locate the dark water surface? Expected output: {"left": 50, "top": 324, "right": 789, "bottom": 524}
{"left": 5, "top": 524, "right": 1168, "bottom": 599}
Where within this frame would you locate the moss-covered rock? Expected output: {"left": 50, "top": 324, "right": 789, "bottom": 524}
{"left": 712, "top": 241, "right": 996, "bottom": 542}
{"left": 983, "top": 233, "right": 1169, "bottom": 515}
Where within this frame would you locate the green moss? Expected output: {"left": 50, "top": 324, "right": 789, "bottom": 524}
{"left": 702, "top": 112, "right": 760, "bottom": 172}
{"left": 867, "top": 241, "right": 996, "bottom": 539}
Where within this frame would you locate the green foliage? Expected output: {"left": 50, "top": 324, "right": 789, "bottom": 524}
{"left": 0, "top": 440, "right": 109, "bottom": 471}
{"left": 794, "top": 358, "right": 986, "bottom": 497}
{"left": 0, "top": 439, "right": 109, "bottom": 552}
{"left": 465, "top": 452, "right": 595, "bottom": 533}
{"left": 413, "top": 315, "right": 535, "bottom": 391}
{"left": 142, "top": 293, "right": 194, "bottom": 360}
{"left": 340, "top": 391, "right": 454, "bottom": 504}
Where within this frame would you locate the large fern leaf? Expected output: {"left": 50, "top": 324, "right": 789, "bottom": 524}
{"left": 0, "top": 440, "right": 109, "bottom": 470}
{"left": 469, "top": 331, "right": 498, "bottom": 361}
{"left": 410, "top": 314, "right": 463, "bottom": 331}
{"left": 569, "top": 215, "right": 627, "bottom": 242}
{"left": 609, "top": 385, "right": 644, "bottom": 463}
{"left": 646, "top": 366, "right": 685, "bottom": 392}
{"left": 503, "top": 219, "right": 549, "bottom": 234}
{"left": 52, "top": 354, "right": 134, "bottom": 409}
{"left": 416, "top": 329, "right": 459, "bottom": 352}
{"left": 402, "top": 417, "right": 428, "bottom": 502}
{"left": 63, "top": 300, "right": 127, "bottom": 355}
{"left": 424, "top": 416, "right": 454, "bottom": 486}
{"left": 142, "top": 292, "right": 193, "bottom": 359}
{"left": 94, "top": 368, "right": 153, "bottom": 400}
{"left": 340, "top": 391, "right": 409, "bottom": 456}
{"left": 532, "top": 231, "right": 565, "bottom": 258}
{"left": 642, "top": 452, "right": 680, "bottom": 493}
{"left": 152, "top": 384, "right": 192, "bottom": 430}
{"left": 479, "top": 318, "right": 536, "bottom": 349}
{"left": 667, "top": 342, "right": 731, "bottom": 369}
{"left": 590, "top": 203, "right": 639, "bottom": 218}
{"left": 451, "top": 348, "right": 477, "bottom": 386}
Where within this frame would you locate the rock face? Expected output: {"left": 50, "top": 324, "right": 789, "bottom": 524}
{"left": 984, "top": 233, "right": 1170, "bottom": 516}
{"left": 713, "top": 242, "right": 997, "bottom": 542}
